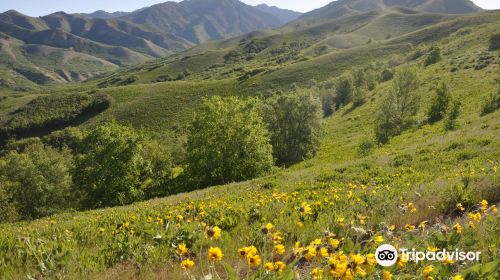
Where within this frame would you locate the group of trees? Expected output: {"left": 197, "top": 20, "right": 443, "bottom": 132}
{"left": 186, "top": 93, "right": 322, "bottom": 187}
{"left": 0, "top": 92, "right": 322, "bottom": 223}
{"left": 374, "top": 67, "right": 463, "bottom": 144}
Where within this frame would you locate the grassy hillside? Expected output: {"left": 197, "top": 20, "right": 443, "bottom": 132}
{"left": 0, "top": 7, "right": 499, "bottom": 280}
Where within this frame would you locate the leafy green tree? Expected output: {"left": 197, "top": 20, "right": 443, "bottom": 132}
{"left": 335, "top": 77, "right": 353, "bottom": 108}
{"left": 0, "top": 140, "right": 72, "bottom": 220}
{"left": 141, "top": 140, "right": 173, "bottom": 198}
{"left": 375, "top": 67, "right": 420, "bottom": 143}
{"left": 186, "top": 96, "right": 273, "bottom": 187}
{"left": 0, "top": 182, "right": 18, "bottom": 223}
{"left": 73, "top": 122, "right": 149, "bottom": 209}
{"left": 263, "top": 92, "right": 322, "bottom": 165}
{"left": 427, "top": 83, "right": 451, "bottom": 123}
{"left": 489, "top": 33, "right": 500, "bottom": 51}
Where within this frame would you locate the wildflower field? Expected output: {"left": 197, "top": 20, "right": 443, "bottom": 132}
{"left": 0, "top": 148, "right": 498, "bottom": 279}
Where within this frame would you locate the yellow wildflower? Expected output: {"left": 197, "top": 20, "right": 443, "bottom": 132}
{"left": 180, "top": 259, "right": 194, "bottom": 270}
{"left": 264, "top": 262, "right": 274, "bottom": 272}
{"left": 383, "top": 271, "right": 392, "bottom": 280}
{"left": 312, "top": 267, "right": 323, "bottom": 279}
{"left": 274, "top": 261, "right": 286, "bottom": 272}
{"left": 374, "top": 235, "right": 384, "bottom": 243}
{"left": 275, "top": 244, "right": 285, "bottom": 255}
{"left": 208, "top": 247, "right": 223, "bottom": 261}
{"left": 176, "top": 243, "right": 188, "bottom": 256}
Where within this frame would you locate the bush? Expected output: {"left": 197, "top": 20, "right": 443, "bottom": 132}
{"left": 72, "top": 122, "right": 150, "bottom": 209}
{"left": 357, "top": 139, "right": 375, "bottom": 157}
{"left": 262, "top": 92, "right": 322, "bottom": 165}
{"left": 380, "top": 68, "right": 394, "bottom": 82}
{"left": 186, "top": 96, "right": 273, "bottom": 187}
{"left": 375, "top": 67, "right": 420, "bottom": 143}
{"left": 320, "top": 91, "right": 336, "bottom": 117}
{"left": 427, "top": 83, "right": 451, "bottom": 123}
{"left": 489, "top": 33, "right": 500, "bottom": 51}
{"left": 445, "top": 100, "right": 461, "bottom": 131}
{"left": 424, "top": 47, "right": 441, "bottom": 66}
{"left": 481, "top": 76, "right": 500, "bottom": 115}
{"left": 335, "top": 76, "right": 353, "bottom": 108}
{"left": 0, "top": 141, "right": 73, "bottom": 220}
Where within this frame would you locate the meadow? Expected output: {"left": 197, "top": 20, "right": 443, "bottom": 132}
{"left": 0, "top": 7, "right": 499, "bottom": 280}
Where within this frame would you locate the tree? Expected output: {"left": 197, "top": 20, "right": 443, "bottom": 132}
{"left": 0, "top": 140, "right": 72, "bottom": 220}
{"left": 375, "top": 67, "right": 420, "bottom": 143}
{"left": 73, "top": 122, "right": 149, "bottom": 209}
{"left": 427, "top": 83, "right": 451, "bottom": 123}
{"left": 489, "top": 33, "right": 500, "bottom": 51}
{"left": 186, "top": 96, "right": 273, "bottom": 187}
{"left": 335, "top": 77, "right": 353, "bottom": 108}
{"left": 263, "top": 92, "right": 322, "bottom": 165}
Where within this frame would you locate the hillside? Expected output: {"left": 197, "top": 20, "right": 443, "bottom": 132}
{"left": 255, "top": 4, "right": 302, "bottom": 23}
{"left": 0, "top": 1, "right": 499, "bottom": 279}
{"left": 0, "top": 0, "right": 293, "bottom": 90}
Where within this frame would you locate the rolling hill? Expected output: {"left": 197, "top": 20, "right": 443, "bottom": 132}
{"left": 0, "top": 0, "right": 297, "bottom": 90}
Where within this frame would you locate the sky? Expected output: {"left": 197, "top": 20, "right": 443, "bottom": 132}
{"left": 0, "top": 0, "right": 499, "bottom": 16}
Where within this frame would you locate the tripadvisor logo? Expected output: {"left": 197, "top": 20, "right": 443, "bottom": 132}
{"left": 375, "top": 244, "right": 398, "bottom": 267}
{"left": 375, "top": 244, "right": 481, "bottom": 267}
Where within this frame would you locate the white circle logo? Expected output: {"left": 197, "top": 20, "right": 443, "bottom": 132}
{"left": 375, "top": 244, "right": 398, "bottom": 267}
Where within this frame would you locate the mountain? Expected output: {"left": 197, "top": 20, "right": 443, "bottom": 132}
{"left": 0, "top": 0, "right": 287, "bottom": 89}
{"left": 121, "top": 0, "right": 283, "bottom": 44}
{"left": 255, "top": 4, "right": 302, "bottom": 23}
{"left": 76, "top": 10, "right": 131, "bottom": 19}
{"left": 301, "top": 0, "right": 482, "bottom": 20}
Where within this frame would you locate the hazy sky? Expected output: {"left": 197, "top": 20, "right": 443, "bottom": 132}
{"left": 0, "top": 0, "right": 499, "bottom": 16}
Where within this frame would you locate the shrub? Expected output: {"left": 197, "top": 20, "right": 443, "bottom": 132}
{"left": 424, "top": 47, "right": 441, "bottom": 66}
{"left": 489, "top": 33, "right": 500, "bottom": 51}
{"left": 186, "top": 96, "right": 273, "bottom": 187}
{"left": 73, "top": 122, "right": 149, "bottom": 209}
{"left": 335, "top": 76, "right": 353, "bottom": 108}
{"left": 380, "top": 68, "right": 394, "bottom": 82}
{"left": 481, "top": 76, "right": 500, "bottom": 115}
{"left": 445, "top": 100, "right": 461, "bottom": 131}
{"left": 357, "top": 139, "right": 375, "bottom": 157}
{"left": 375, "top": 67, "right": 420, "bottom": 143}
{"left": 320, "top": 91, "right": 336, "bottom": 117}
{"left": 0, "top": 141, "right": 73, "bottom": 220}
{"left": 427, "top": 83, "right": 451, "bottom": 123}
{"left": 263, "top": 92, "right": 322, "bottom": 165}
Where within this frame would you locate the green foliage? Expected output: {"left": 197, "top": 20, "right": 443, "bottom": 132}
{"left": 375, "top": 67, "right": 420, "bottom": 143}
{"left": 186, "top": 96, "right": 273, "bottom": 187}
{"left": 424, "top": 46, "right": 441, "bottom": 66}
{"left": 0, "top": 140, "right": 73, "bottom": 221}
{"left": 1, "top": 93, "right": 111, "bottom": 143}
{"left": 357, "top": 139, "right": 375, "bottom": 157}
{"left": 141, "top": 140, "right": 173, "bottom": 198}
{"left": 489, "top": 33, "right": 500, "bottom": 51}
{"left": 427, "top": 83, "right": 451, "bottom": 123}
{"left": 445, "top": 99, "right": 461, "bottom": 131}
{"left": 481, "top": 76, "right": 500, "bottom": 115}
{"left": 380, "top": 68, "right": 394, "bottom": 82}
{"left": 335, "top": 76, "right": 353, "bottom": 108}
{"left": 263, "top": 92, "right": 322, "bottom": 165}
{"left": 72, "top": 122, "right": 149, "bottom": 209}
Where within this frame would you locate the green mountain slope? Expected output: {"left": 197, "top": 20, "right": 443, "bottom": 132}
{"left": 0, "top": 0, "right": 292, "bottom": 90}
